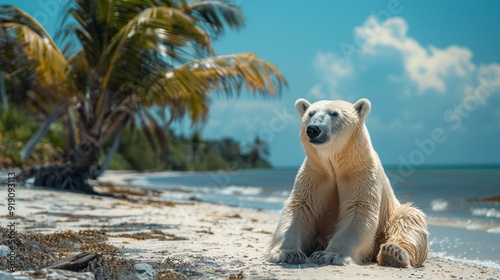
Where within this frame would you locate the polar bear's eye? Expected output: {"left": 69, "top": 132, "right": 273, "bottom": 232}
{"left": 329, "top": 111, "right": 339, "bottom": 117}
{"left": 308, "top": 111, "right": 316, "bottom": 117}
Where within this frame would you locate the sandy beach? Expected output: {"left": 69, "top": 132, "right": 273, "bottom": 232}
{"left": 1, "top": 173, "right": 498, "bottom": 279}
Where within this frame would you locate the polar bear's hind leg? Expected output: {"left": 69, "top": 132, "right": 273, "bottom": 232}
{"left": 377, "top": 203, "right": 429, "bottom": 267}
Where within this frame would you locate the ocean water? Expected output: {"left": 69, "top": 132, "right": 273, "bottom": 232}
{"left": 129, "top": 167, "right": 500, "bottom": 269}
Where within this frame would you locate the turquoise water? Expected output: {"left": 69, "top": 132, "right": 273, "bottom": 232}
{"left": 130, "top": 167, "right": 500, "bottom": 268}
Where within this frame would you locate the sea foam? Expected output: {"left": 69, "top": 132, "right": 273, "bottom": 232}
{"left": 430, "top": 199, "right": 449, "bottom": 212}
{"left": 471, "top": 207, "right": 500, "bottom": 218}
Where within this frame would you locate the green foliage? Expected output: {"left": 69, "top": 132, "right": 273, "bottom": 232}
{"left": 106, "top": 152, "right": 132, "bottom": 171}
{"left": 164, "top": 132, "right": 190, "bottom": 171}
{"left": 101, "top": 126, "right": 272, "bottom": 172}
{"left": 102, "top": 127, "right": 156, "bottom": 172}
{"left": 189, "top": 149, "right": 226, "bottom": 171}
{"left": 0, "top": 105, "right": 272, "bottom": 171}
{"left": 0, "top": 106, "right": 65, "bottom": 167}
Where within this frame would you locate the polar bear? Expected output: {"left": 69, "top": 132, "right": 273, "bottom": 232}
{"left": 265, "top": 98, "right": 428, "bottom": 267}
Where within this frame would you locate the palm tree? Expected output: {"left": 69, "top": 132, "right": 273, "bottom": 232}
{"left": 217, "top": 137, "right": 242, "bottom": 164}
{"left": 189, "top": 130, "right": 205, "bottom": 162}
{"left": 247, "top": 136, "right": 269, "bottom": 168}
{"left": 0, "top": 0, "right": 286, "bottom": 193}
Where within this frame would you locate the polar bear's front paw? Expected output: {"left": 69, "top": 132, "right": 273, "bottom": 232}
{"left": 310, "top": 251, "right": 352, "bottom": 266}
{"left": 265, "top": 249, "right": 307, "bottom": 264}
{"left": 377, "top": 242, "right": 410, "bottom": 268}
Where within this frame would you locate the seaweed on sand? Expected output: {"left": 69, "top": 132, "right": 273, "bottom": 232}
{"left": 0, "top": 227, "right": 138, "bottom": 278}
{"left": 0, "top": 227, "right": 205, "bottom": 279}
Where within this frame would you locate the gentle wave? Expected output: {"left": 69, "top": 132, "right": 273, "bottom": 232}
{"left": 430, "top": 251, "right": 500, "bottom": 270}
{"left": 471, "top": 207, "right": 500, "bottom": 218}
{"left": 218, "top": 186, "right": 264, "bottom": 196}
{"left": 132, "top": 177, "right": 289, "bottom": 199}
{"left": 486, "top": 227, "right": 500, "bottom": 234}
{"left": 430, "top": 199, "right": 449, "bottom": 212}
{"left": 427, "top": 216, "right": 500, "bottom": 234}
{"left": 239, "top": 196, "right": 287, "bottom": 204}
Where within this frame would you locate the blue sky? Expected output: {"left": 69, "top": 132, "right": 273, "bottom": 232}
{"left": 4, "top": 0, "right": 500, "bottom": 168}
{"left": 205, "top": 0, "right": 500, "bottom": 167}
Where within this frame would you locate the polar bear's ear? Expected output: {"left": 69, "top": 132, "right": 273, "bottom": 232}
{"left": 295, "top": 99, "right": 311, "bottom": 117}
{"left": 354, "top": 98, "right": 371, "bottom": 120}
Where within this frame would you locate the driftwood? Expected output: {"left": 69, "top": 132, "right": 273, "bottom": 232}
{"left": 47, "top": 252, "right": 99, "bottom": 271}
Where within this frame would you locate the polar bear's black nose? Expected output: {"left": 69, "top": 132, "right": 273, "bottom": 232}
{"left": 306, "top": 125, "right": 321, "bottom": 138}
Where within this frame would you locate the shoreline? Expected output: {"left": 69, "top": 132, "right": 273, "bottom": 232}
{"left": 1, "top": 176, "right": 498, "bottom": 279}
{"left": 99, "top": 170, "right": 500, "bottom": 233}
{"left": 97, "top": 170, "right": 500, "bottom": 270}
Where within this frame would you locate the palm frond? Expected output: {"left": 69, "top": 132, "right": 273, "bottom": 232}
{"left": 186, "top": 1, "right": 245, "bottom": 38}
{"left": 68, "top": 49, "right": 90, "bottom": 90}
{"left": 0, "top": 5, "right": 53, "bottom": 41}
{"left": 99, "top": 5, "right": 214, "bottom": 92}
{"left": 144, "top": 109, "right": 169, "bottom": 161}
{"left": 142, "top": 52, "right": 287, "bottom": 122}
{"left": 0, "top": 6, "right": 73, "bottom": 99}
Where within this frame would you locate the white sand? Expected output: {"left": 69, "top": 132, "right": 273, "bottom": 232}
{"left": 5, "top": 180, "right": 500, "bottom": 279}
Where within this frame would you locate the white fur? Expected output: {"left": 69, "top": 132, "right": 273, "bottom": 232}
{"left": 265, "top": 98, "right": 428, "bottom": 267}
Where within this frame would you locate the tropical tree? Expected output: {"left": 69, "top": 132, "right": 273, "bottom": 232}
{"left": 189, "top": 130, "right": 204, "bottom": 162}
{"left": 247, "top": 136, "right": 269, "bottom": 168}
{"left": 0, "top": 0, "right": 286, "bottom": 193}
{"left": 216, "top": 137, "right": 242, "bottom": 164}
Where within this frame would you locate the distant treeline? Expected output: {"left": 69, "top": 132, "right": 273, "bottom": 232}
{"left": 105, "top": 127, "right": 271, "bottom": 172}
{"left": 0, "top": 106, "right": 271, "bottom": 171}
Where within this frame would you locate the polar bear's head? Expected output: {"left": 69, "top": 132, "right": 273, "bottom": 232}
{"left": 295, "top": 98, "right": 371, "bottom": 151}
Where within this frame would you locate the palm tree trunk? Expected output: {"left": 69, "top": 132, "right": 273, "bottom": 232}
{"left": 91, "top": 121, "right": 125, "bottom": 178}
{"left": 21, "top": 118, "right": 102, "bottom": 194}
{"left": 0, "top": 72, "right": 7, "bottom": 114}
{"left": 20, "top": 104, "right": 65, "bottom": 161}
{"left": 66, "top": 108, "right": 76, "bottom": 151}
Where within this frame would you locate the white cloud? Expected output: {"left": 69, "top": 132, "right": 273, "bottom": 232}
{"left": 355, "top": 16, "right": 475, "bottom": 94}
{"left": 452, "top": 63, "right": 500, "bottom": 108}
{"left": 478, "top": 63, "right": 500, "bottom": 81}
{"left": 309, "top": 84, "right": 326, "bottom": 99}
{"left": 309, "top": 51, "right": 353, "bottom": 100}
{"left": 315, "top": 51, "right": 353, "bottom": 78}
{"left": 473, "top": 63, "right": 500, "bottom": 103}
{"left": 309, "top": 15, "right": 500, "bottom": 136}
